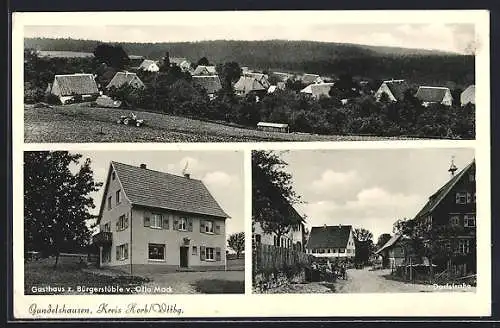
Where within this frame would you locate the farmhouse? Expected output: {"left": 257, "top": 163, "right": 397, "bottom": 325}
{"left": 106, "top": 72, "right": 145, "bottom": 90}
{"left": 233, "top": 76, "right": 268, "bottom": 97}
{"left": 460, "top": 85, "right": 475, "bottom": 106}
{"left": 169, "top": 57, "right": 192, "bottom": 72}
{"left": 374, "top": 79, "right": 409, "bottom": 102}
{"left": 300, "top": 83, "right": 335, "bottom": 99}
{"left": 410, "top": 159, "right": 476, "bottom": 275}
{"left": 49, "top": 73, "right": 100, "bottom": 104}
{"left": 192, "top": 65, "right": 217, "bottom": 76}
{"left": 415, "top": 86, "right": 453, "bottom": 107}
{"left": 243, "top": 72, "right": 271, "bottom": 89}
{"left": 301, "top": 74, "right": 323, "bottom": 85}
{"left": 138, "top": 59, "right": 160, "bottom": 72}
{"left": 128, "top": 55, "right": 145, "bottom": 67}
{"left": 374, "top": 234, "right": 414, "bottom": 270}
{"left": 192, "top": 75, "right": 223, "bottom": 100}
{"left": 93, "top": 162, "right": 230, "bottom": 275}
{"left": 306, "top": 225, "right": 356, "bottom": 259}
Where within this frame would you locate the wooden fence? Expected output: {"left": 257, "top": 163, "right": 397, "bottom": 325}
{"left": 254, "top": 244, "right": 312, "bottom": 273}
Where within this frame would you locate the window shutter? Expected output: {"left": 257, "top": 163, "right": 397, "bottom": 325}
{"left": 124, "top": 244, "right": 128, "bottom": 259}
{"left": 188, "top": 218, "right": 193, "bottom": 232}
{"left": 116, "top": 246, "right": 119, "bottom": 260}
{"left": 466, "top": 192, "right": 472, "bottom": 203}
{"left": 215, "top": 247, "right": 221, "bottom": 261}
{"left": 215, "top": 224, "right": 221, "bottom": 235}
{"left": 144, "top": 215, "right": 150, "bottom": 227}
{"left": 116, "top": 220, "right": 120, "bottom": 231}
{"left": 200, "top": 220, "right": 205, "bottom": 233}
{"left": 200, "top": 246, "right": 206, "bottom": 261}
{"left": 162, "top": 216, "right": 169, "bottom": 229}
{"left": 173, "top": 218, "right": 179, "bottom": 230}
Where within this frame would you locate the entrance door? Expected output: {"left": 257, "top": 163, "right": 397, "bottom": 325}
{"left": 180, "top": 247, "right": 189, "bottom": 268}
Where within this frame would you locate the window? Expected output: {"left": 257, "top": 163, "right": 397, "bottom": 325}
{"left": 464, "top": 214, "right": 476, "bottom": 227}
{"left": 178, "top": 218, "right": 187, "bottom": 231}
{"left": 112, "top": 171, "right": 116, "bottom": 180}
{"left": 148, "top": 243, "right": 165, "bottom": 260}
{"left": 117, "top": 215, "right": 127, "bottom": 231}
{"left": 204, "top": 220, "right": 214, "bottom": 233}
{"left": 450, "top": 215, "right": 460, "bottom": 225}
{"left": 116, "top": 244, "right": 128, "bottom": 260}
{"left": 151, "top": 213, "right": 163, "bottom": 229}
{"left": 332, "top": 249, "right": 337, "bottom": 253}
{"left": 192, "top": 246, "right": 197, "bottom": 255}
{"left": 456, "top": 192, "right": 467, "bottom": 204}
{"left": 273, "top": 236, "right": 277, "bottom": 246}
{"left": 205, "top": 247, "right": 215, "bottom": 261}
{"left": 255, "top": 234, "right": 261, "bottom": 244}
{"left": 457, "top": 239, "right": 471, "bottom": 254}
{"left": 466, "top": 192, "right": 473, "bottom": 204}
{"left": 347, "top": 249, "right": 351, "bottom": 253}
{"left": 103, "top": 222, "right": 110, "bottom": 232}
{"left": 469, "top": 173, "right": 475, "bottom": 182}
{"left": 116, "top": 190, "right": 121, "bottom": 204}
{"left": 102, "top": 248, "right": 111, "bottom": 263}
{"left": 339, "top": 248, "right": 345, "bottom": 253}
{"left": 107, "top": 196, "right": 112, "bottom": 210}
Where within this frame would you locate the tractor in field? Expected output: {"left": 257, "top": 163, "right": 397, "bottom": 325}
{"left": 116, "top": 113, "right": 145, "bottom": 127}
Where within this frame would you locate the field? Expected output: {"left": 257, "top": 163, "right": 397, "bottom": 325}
{"left": 24, "top": 104, "right": 414, "bottom": 143}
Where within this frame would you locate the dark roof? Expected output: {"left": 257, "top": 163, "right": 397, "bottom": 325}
{"left": 375, "top": 234, "right": 402, "bottom": 254}
{"left": 53, "top": 74, "right": 99, "bottom": 96}
{"left": 99, "top": 162, "right": 229, "bottom": 222}
{"left": 192, "top": 75, "right": 223, "bottom": 94}
{"left": 414, "top": 160, "right": 475, "bottom": 219}
{"left": 415, "top": 86, "right": 450, "bottom": 103}
{"left": 306, "top": 225, "right": 352, "bottom": 249}
{"left": 106, "top": 72, "right": 144, "bottom": 89}
{"left": 384, "top": 80, "right": 410, "bottom": 101}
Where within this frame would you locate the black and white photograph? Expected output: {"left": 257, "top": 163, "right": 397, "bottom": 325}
{"left": 24, "top": 150, "right": 245, "bottom": 295}
{"left": 23, "top": 19, "right": 476, "bottom": 143}
{"left": 252, "top": 148, "right": 477, "bottom": 294}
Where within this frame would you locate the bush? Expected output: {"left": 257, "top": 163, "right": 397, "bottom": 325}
{"left": 45, "top": 94, "right": 62, "bottom": 105}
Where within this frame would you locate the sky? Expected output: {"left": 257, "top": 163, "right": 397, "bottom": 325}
{"left": 71, "top": 150, "right": 244, "bottom": 240}
{"left": 24, "top": 23, "right": 475, "bottom": 54}
{"left": 277, "top": 148, "right": 475, "bottom": 243}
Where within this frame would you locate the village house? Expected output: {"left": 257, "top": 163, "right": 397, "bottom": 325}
{"left": 92, "top": 162, "right": 230, "bottom": 275}
{"left": 415, "top": 86, "right": 453, "bottom": 107}
{"left": 374, "top": 79, "right": 410, "bottom": 102}
{"left": 192, "top": 65, "right": 217, "bottom": 76}
{"left": 243, "top": 72, "right": 271, "bottom": 89}
{"left": 271, "top": 72, "right": 294, "bottom": 82}
{"left": 128, "top": 55, "right": 145, "bottom": 68}
{"left": 106, "top": 72, "right": 145, "bottom": 90}
{"left": 374, "top": 234, "right": 414, "bottom": 270}
{"left": 138, "top": 59, "right": 160, "bottom": 72}
{"left": 267, "top": 82, "right": 286, "bottom": 94}
{"left": 305, "top": 225, "right": 356, "bottom": 259}
{"left": 233, "top": 76, "right": 268, "bottom": 98}
{"left": 191, "top": 75, "right": 223, "bottom": 100}
{"left": 169, "top": 57, "right": 192, "bottom": 72}
{"left": 460, "top": 85, "right": 476, "bottom": 106}
{"left": 300, "top": 73, "right": 323, "bottom": 85}
{"left": 410, "top": 159, "right": 476, "bottom": 276}
{"left": 48, "top": 73, "right": 100, "bottom": 104}
{"left": 300, "top": 83, "right": 335, "bottom": 99}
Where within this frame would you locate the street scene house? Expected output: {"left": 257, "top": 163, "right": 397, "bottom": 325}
{"left": 93, "top": 161, "right": 230, "bottom": 275}
{"left": 374, "top": 79, "right": 409, "bottom": 102}
{"left": 306, "top": 225, "right": 356, "bottom": 259}
{"left": 48, "top": 73, "right": 100, "bottom": 104}
{"left": 415, "top": 86, "right": 453, "bottom": 107}
{"left": 106, "top": 71, "right": 145, "bottom": 90}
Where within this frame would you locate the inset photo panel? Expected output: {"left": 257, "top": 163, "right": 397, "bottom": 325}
{"left": 252, "top": 148, "right": 478, "bottom": 294}
{"left": 22, "top": 150, "right": 245, "bottom": 295}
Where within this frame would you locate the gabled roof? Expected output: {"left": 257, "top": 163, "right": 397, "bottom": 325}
{"left": 300, "top": 83, "right": 334, "bottom": 98}
{"left": 192, "top": 75, "right": 223, "bottom": 94}
{"left": 414, "top": 160, "right": 475, "bottom": 219}
{"left": 98, "top": 162, "right": 229, "bottom": 223}
{"left": 234, "top": 76, "right": 267, "bottom": 93}
{"left": 374, "top": 234, "right": 402, "bottom": 255}
{"left": 52, "top": 74, "right": 99, "bottom": 96}
{"left": 272, "top": 72, "right": 294, "bottom": 82}
{"left": 301, "top": 74, "right": 322, "bottom": 85}
{"left": 461, "top": 85, "right": 475, "bottom": 106}
{"left": 415, "top": 86, "right": 451, "bottom": 103}
{"left": 106, "top": 72, "right": 144, "bottom": 89}
{"left": 383, "top": 80, "right": 410, "bottom": 101}
{"left": 193, "top": 65, "right": 217, "bottom": 75}
{"left": 169, "top": 57, "right": 188, "bottom": 65}
{"left": 139, "top": 59, "right": 159, "bottom": 70}
{"left": 306, "top": 225, "right": 352, "bottom": 249}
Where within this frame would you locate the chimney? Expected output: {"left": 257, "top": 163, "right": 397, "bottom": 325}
{"left": 323, "top": 224, "right": 327, "bottom": 230}
{"left": 448, "top": 156, "right": 458, "bottom": 177}
{"left": 140, "top": 164, "right": 147, "bottom": 169}
{"left": 184, "top": 173, "right": 191, "bottom": 179}
{"left": 339, "top": 224, "right": 342, "bottom": 228}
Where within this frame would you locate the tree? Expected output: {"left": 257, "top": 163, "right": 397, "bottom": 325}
{"left": 377, "top": 233, "right": 392, "bottom": 249}
{"left": 93, "top": 43, "right": 130, "bottom": 69}
{"left": 353, "top": 228, "right": 373, "bottom": 242}
{"left": 353, "top": 228, "right": 374, "bottom": 265}
{"left": 216, "top": 62, "right": 242, "bottom": 91}
{"left": 252, "top": 151, "right": 303, "bottom": 247}
{"left": 227, "top": 232, "right": 245, "bottom": 258}
{"left": 197, "top": 56, "right": 210, "bottom": 66}
{"left": 24, "top": 151, "right": 102, "bottom": 267}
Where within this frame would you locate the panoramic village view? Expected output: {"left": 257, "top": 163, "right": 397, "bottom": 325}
{"left": 24, "top": 151, "right": 245, "bottom": 294}
{"left": 252, "top": 149, "right": 476, "bottom": 293}
{"left": 23, "top": 23, "right": 475, "bottom": 143}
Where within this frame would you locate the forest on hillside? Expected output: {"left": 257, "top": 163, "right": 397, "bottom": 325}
{"left": 25, "top": 38, "right": 475, "bottom": 87}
